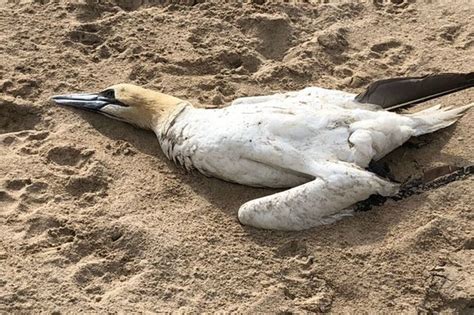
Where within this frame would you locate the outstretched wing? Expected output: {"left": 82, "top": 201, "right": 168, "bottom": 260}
{"left": 238, "top": 160, "right": 398, "bottom": 231}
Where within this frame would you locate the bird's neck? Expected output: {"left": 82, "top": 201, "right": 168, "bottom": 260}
{"left": 143, "top": 92, "right": 189, "bottom": 128}
{"left": 154, "top": 103, "right": 199, "bottom": 170}
{"left": 153, "top": 101, "right": 194, "bottom": 138}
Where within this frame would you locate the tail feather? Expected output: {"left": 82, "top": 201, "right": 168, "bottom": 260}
{"left": 410, "top": 103, "right": 473, "bottom": 136}
{"left": 355, "top": 72, "right": 474, "bottom": 110}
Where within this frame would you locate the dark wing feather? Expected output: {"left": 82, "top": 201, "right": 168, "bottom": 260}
{"left": 355, "top": 72, "right": 474, "bottom": 111}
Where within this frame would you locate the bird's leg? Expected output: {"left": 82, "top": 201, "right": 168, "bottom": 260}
{"left": 394, "top": 164, "right": 472, "bottom": 200}
{"left": 238, "top": 161, "right": 399, "bottom": 231}
{"left": 355, "top": 164, "right": 473, "bottom": 211}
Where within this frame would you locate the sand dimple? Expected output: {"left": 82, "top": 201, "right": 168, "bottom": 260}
{"left": 24, "top": 215, "right": 63, "bottom": 237}
{"left": 5, "top": 179, "right": 32, "bottom": 191}
{"left": 373, "top": 0, "right": 416, "bottom": 14}
{"left": 0, "top": 101, "right": 42, "bottom": 134}
{"left": 65, "top": 165, "right": 109, "bottom": 199}
{"left": 68, "top": 30, "right": 105, "bottom": 47}
{"left": 421, "top": 250, "right": 474, "bottom": 313}
{"left": 239, "top": 13, "right": 294, "bottom": 60}
{"left": 371, "top": 39, "right": 402, "bottom": 53}
{"left": 0, "top": 190, "right": 16, "bottom": 215}
{"left": 47, "top": 146, "right": 87, "bottom": 166}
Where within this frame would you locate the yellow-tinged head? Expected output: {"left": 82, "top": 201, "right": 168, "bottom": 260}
{"left": 52, "top": 83, "right": 186, "bottom": 130}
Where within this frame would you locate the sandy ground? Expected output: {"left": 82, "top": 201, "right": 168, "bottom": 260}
{"left": 1, "top": 0, "right": 473, "bottom": 313}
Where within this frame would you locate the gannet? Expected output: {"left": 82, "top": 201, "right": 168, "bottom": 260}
{"left": 52, "top": 72, "right": 474, "bottom": 231}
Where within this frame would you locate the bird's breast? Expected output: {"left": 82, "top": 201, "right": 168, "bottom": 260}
{"left": 156, "top": 108, "right": 315, "bottom": 187}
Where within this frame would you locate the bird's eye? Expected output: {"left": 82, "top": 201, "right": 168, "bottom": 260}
{"left": 99, "top": 88, "right": 129, "bottom": 107}
{"left": 100, "top": 89, "right": 115, "bottom": 99}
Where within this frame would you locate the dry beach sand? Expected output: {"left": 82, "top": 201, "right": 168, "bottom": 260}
{"left": 1, "top": 0, "right": 473, "bottom": 313}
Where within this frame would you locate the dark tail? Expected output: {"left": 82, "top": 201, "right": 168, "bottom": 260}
{"left": 355, "top": 72, "right": 474, "bottom": 111}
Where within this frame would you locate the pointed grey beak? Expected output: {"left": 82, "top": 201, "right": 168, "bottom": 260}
{"left": 51, "top": 93, "right": 112, "bottom": 112}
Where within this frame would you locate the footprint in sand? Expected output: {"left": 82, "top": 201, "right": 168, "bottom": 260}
{"left": 0, "top": 97, "right": 52, "bottom": 157}
{"left": 367, "top": 39, "right": 414, "bottom": 67}
{"left": 255, "top": 239, "right": 335, "bottom": 312}
{"left": 0, "top": 100, "right": 42, "bottom": 135}
{"left": 62, "top": 224, "right": 147, "bottom": 301}
{"left": 0, "top": 190, "right": 17, "bottom": 216}
{"left": 422, "top": 249, "right": 473, "bottom": 313}
{"left": 46, "top": 145, "right": 94, "bottom": 168}
{"left": 238, "top": 13, "right": 293, "bottom": 61}
{"left": 0, "top": 177, "right": 51, "bottom": 217}
{"left": 373, "top": 0, "right": 417, "bottom": 14}
{"left": 68, "top": 27, "right": 104, "bottom": 47}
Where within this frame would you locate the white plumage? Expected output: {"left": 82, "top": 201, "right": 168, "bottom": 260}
{"left": 157, "top": 87, "right": 471, "bottom": 230}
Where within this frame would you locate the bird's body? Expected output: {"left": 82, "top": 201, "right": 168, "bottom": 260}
{"left": 52, "top": 73, "right": 474, "bottom": 231}
{"left": 156, "top": 87, "right": 471, "bottom": 230}
{"left": 159, "top": 86, "right": 470, "bottom": 187}
{"left": 159, "top": 88, "right": 403, "bottom": 188}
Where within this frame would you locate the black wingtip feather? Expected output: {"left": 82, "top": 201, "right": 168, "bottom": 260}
{"left": 355, "top": 72, "right": 474, "bottom": 111}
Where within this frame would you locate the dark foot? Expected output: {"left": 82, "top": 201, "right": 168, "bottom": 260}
{"left": 355, "top": 164, "right": 473, "bottom": 212}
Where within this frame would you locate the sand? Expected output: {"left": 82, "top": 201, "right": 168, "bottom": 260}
{"left": 1, "top": 0, "right": 473, "bottom": 313}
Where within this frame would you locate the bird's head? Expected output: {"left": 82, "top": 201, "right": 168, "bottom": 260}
{"left": 52, "top": 83, "right": 186, "bottom": 130}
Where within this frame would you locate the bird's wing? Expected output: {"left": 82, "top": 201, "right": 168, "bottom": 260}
{"left": 231, "top": 73, "right": 474, "bottom": 111}
{"left": 231, "top": 87, "right": 381, "bottom": 111}
{"left": 355, "top": 72, "right": 474, "bottom": 110}
{"left": 238, "top": 138, "right": 398, "bottom": 230}
{"left": 238, "top": 160, "right": 398, "bottom": 231}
